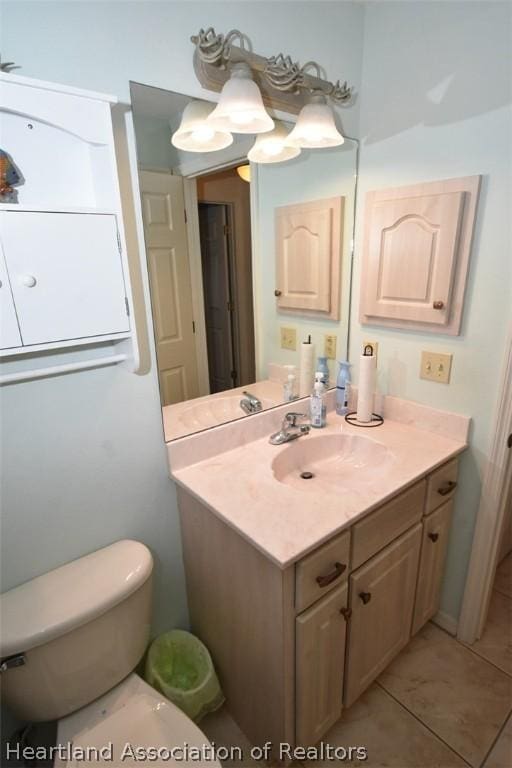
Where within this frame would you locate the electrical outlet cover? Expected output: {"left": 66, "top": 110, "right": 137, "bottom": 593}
{"left": 324, "top": 334, "right": 337, "bottom": 359}
{"left": 280, "top": 326, "right": 297, "bottom": 351}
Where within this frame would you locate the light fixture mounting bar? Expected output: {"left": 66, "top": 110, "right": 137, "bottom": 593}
{"left": 191, "top": 27, "right": 353, "bottom": 115}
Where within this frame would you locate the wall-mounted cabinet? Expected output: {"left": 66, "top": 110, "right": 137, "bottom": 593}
{"left": 0, "top": 73, "right": 139, "bottom": 383}
{"left": 275, "top": 197, "right": 343, "bottom": 321}
{"left": 360, "top": 177, "right": 480, "bottom": 335}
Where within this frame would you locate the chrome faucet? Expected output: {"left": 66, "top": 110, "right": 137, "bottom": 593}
{"left": 240, "top": 390, "right": 263, "bottom": 415}
{"left": 269, "top": 412, "right": 311, "bottom": 445}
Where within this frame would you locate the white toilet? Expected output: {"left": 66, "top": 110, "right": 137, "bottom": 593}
{"left": 0, "top": 540, "right": 221, "bottom": 767}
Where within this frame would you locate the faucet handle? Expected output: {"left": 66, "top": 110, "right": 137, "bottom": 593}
{"left": 284, "top": 412, "right": 308, "bottom": 427}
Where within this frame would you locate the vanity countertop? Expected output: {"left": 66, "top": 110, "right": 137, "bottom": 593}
{"left": 171, "top": 414, "right": 467, "bottom": 569}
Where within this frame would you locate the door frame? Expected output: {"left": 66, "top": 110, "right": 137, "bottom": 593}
{"left": 457, "top": 325, "right": 512, "bottom": 643}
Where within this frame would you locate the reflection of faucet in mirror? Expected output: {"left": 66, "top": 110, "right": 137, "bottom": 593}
{"left": 269, "top": 412, "right": 311, "bottom": 445}
{"left": 240, "top": 391, "right": 263, "bottom": 415}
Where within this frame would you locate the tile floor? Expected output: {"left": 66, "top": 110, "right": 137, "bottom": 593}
{"left": 202, "top": 554, "right": 512, "bottom": 768}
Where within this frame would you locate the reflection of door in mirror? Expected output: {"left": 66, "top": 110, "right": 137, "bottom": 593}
{"left": 140, "top": 170, "right": 199, "bottom": 405}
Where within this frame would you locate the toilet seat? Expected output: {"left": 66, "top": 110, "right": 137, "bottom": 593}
{"left": 55, "top": 674, "right": 222, "bottom": 767}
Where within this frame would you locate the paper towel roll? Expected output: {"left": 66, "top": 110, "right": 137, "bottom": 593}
{"left": 299, "top": 338, "right": 315, "bottom": 397}
{"left": 356, "top": 352, "right": 376, "bottom": 423}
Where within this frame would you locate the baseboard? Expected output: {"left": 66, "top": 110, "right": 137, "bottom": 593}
{"left": 432, "top": 610, "right": 458, "bottom": 636}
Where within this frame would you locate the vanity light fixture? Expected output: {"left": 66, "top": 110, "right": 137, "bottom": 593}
{"left": 285, "top": 92, "right": 344, "bottom": 149}
{"left": 248, "top": 121, "right": 301, "bottom": 164}
{"left": 207, "top": 62, "right": 274, "bottom": 134}
{"left": 171, "top": 100, "right": 233, "bottom": 152}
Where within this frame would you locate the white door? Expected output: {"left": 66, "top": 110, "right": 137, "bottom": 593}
{"left": 0, "top": 243, "right": 22, "bottom": 350}
{"left": 0, "top": 211, "right": 129, "bottom": 346}
{"left": 140, "top": 171, "right": 199, "bottom": 405}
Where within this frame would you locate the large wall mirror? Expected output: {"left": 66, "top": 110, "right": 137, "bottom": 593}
{"left": 130, "top": 82, "right": 358, "bottom": 442}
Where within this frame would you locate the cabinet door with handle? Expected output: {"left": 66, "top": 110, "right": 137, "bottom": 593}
{"left": 412, "top": 500, "right": 453, "bottom": 635}
{"left": 296, "top": 583, "right": 348, "bottom": 746}
{"left": 0, "top": 244, "right": 22, "bottom": 350}
{"left": 344, "top": 524, "right": 422, "bottom": 708}
{"left": 0, "top": 211, "right": 129, "bottom": 346}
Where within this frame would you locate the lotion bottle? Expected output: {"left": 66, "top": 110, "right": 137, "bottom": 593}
{"left": 310, "top": 373, "right": 327, "bottom": 428}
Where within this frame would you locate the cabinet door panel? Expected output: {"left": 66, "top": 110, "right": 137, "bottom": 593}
{"left": 1, "top": 212, "right": 129, "bottom": 346}
{"left": 0, "top": 244, "right": 22, "bottom": 349}
{"left": 296, "top": 583, "right": 348, "bottom": 746}
{"left": 412, "top": 500, "right": 453, "bottom": 635}
{"left": 275, "top": 197, "right": 343, "bottom": 319}
{"left": 344, "top": 524, "right": 422, "bottom": 708}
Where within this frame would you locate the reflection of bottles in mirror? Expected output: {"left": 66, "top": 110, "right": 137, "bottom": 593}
{"left": 336, "top": 361, "right": 352, "bottom": 416}
{"left": 283, "top": 373, "right": 297, "bottom": 402}
{"left": 316, "top": 356, "right": 330, "bottom": 388}
{"left": 310, "top": 372, "right": 327, "bottom": 428}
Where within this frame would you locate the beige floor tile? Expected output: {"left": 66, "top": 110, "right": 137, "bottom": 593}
{"left": 469, "top": 590, "right": 512, "bottom": 675}
{"left": 201, "top": 707, "right": 260, "bottom": 767}
{"left": 483, "top": 713, "right": 512, "bottom": 768}
{"left": 495, "top": 553, "right": 512, "bottom": 599}
{"left": 378, "top": 623, "right": 512, "bottom": 767}
{"left": 303, "top": 684, "right": 467, "bottom": 768}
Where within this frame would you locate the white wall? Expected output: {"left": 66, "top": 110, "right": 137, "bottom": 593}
{"left": 351, "top": 0, "right": 512, "bottom": 621}
{"left": 0, "top": 0, "right": 364, "bottom": 736}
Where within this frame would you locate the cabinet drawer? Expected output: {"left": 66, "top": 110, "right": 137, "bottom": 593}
{"left": 425, "top": 459, "right": 459, "bottom": 514}
{"left": 352, "top": 481, "right": 425, "bottom": 570}
{"left": 295, "top": 531, "right": 350, "bottom": 613}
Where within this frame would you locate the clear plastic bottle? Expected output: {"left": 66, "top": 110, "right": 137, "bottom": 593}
{"left": 336, "top": 361, "right": 352, "bottom": 416}
{"left": 310, "top": 373, "right": 327, "bottom": 428}
{"left": 283, "top": 373, "right": 296, "bottom": 402}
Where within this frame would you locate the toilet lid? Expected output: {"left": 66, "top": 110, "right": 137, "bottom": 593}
{"left": 65, "top": 693, "right": 221, "bottom": 767}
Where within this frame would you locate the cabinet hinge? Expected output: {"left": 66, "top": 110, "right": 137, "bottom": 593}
{"left": 116, "top": 229, "right": 122, "bottom": 255}
{"left": 184, "top": 209, "right": 188, "bottom": 224}
{"left": 227, "top": 301, "right": 234, "bottom": 312}
{"left": 124, "top": 297, "right": 130, "bottom": 316}
{"left": 223, "top": 224, "right": 230, "bottom": 235}
{"left": 192, "top": 320, "right": 196, "bottom": 334}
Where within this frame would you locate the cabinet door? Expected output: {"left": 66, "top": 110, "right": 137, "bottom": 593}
{"left": 0, "top": 211, "right": 129, "bottom": 346}
{"left": 344, "top": 524, "right": 422, "bottom": 708}
{"left": 275, "top": 197, "right": 343, "bottom": 320}
{"left": 0, "top": 244, "right": 22, "bottom": 349}
{"left": 412, "top": 500, "right": 453, "bottom": 635}
{"left": 363, "top": 189, "right": 464, "bottom": 326}
{"left": 296, "top": 583, "right": 348, "bottom": 746}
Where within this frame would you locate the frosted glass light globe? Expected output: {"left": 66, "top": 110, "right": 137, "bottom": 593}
{"left": 207, "top": 62, "right": 274, "bottom": 135}
{"left": 285, "top": 93, "right": 344, "bottom": 149}
{"left": 171, "top": 100, "right": 233, "bottom": 152}
{"left": 248, "top": 121, "right": 301, "bottom": 164}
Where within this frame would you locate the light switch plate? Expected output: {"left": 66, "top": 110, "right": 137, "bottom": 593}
{"left": 324, "top": 334, "right": 337, "bottom": 359}
{"left": 280, "top": 326, "right": 297, "bottom": 351}
{"left": 363, "top": 340, "right": 378, "bottom": 363}
{"left": 420, "top": 351, "right": 453, "bottom": 383}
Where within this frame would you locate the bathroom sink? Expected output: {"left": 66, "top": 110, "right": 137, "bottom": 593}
{"left": 178, "top": 395, "right": 276, "bottom": 430}
{"left": 271, "top": 433, "right": 395, "bottom": 492}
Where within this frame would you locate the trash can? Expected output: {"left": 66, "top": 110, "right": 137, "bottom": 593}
{"left": 145, "top": 629, "right": 225, "bottom": 722}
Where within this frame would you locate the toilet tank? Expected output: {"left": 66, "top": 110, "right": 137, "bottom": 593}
{"left": 0, "top": 540, "right": 153, "bottom": 722}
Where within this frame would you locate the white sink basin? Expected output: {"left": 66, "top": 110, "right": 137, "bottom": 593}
{"left": 178, "top": 395, "right": 276, "bottom": 430}
{"left": 271, "top": 433, "right": 395, "bottom": 492}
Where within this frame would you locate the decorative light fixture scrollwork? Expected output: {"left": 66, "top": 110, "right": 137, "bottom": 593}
{"left": 191, "top": 27, "right": 353, "bottom": 105}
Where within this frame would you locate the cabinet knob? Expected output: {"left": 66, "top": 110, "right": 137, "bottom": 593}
{"left": 340, "top": 607, "right": 352, "bottom": 620}
{"left": 20, "top": 275, "right": 37, "bottom": 288}
{"left": 428, "top": 532, "right": 440, "bottom": 543}
{"left": 433, "top": 300, "right": 445, "bottom": 309}
{"left": 437, "top": 480, "right": 457, "bottom": 496}
{"left": 274, "top": 289, "right": 282, "bottom": 297}
{"left": 359, "top": 591, "right": 372, "bottom": 605}
{"left": 316, "top": 561, "right": 346, "bottom": 588}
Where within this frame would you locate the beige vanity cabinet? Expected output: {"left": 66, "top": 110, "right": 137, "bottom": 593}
{"left": 296, "top": 583, "right": 348, "bottom": 746}
{"left": 176, "top": 456, "right": 459, "bottom": 755}
{"left": 344, "top": 524, "right": 422, "bottom": 707}
{"left": 412, "top": 499, "right": 454, "bottom": 634}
